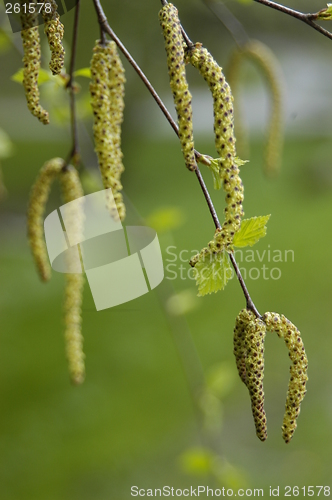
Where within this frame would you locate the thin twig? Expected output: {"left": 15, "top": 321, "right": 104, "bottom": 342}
{"left": 203, "top": 0, "right": 250, "bottom": 48}
{"left": 65, "top": 0, "right": 81, "bottom": 166}
{"left": 91, "top": 0, "right": 261, "bottom": 317}
{"left": 253, "top": 0, "right": 332, "bottom": 42}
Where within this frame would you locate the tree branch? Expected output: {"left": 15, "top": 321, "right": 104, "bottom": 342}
{"left": 65, "top": 0, "right": 81, "bottom": 166}
{"left": 253, "top": 0, "right": 332, "bottom": 42}
{"left": 91, "top": 0, "right": 261, "bottom": 317}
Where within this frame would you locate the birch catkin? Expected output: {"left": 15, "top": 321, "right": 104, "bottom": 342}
{"left": 186, "top": 44, "right": 244, "bottom": 248}
{"left": 245, "top": 317, "right": 267, "bottom": 441}
{"left": 90, "top": 41, "right": 126, "bottom": 221}
{"left": 59, "top": 166, "right": 85, "bottom": 385}
{"left": 20, "top": 1, "right": 49, "bottom": 124}
{"left": 42, "top": 0, "right": 65, "bottom": 75}
{"left": 159, "top": 3, "right": 196, "bottom": 171}
{"left": 27, "top": 157, "right": 64, "bottom": 281}
{"left": 233, "top": 308, "right": 255, "bottom": 386}
{"left": 233, "top": 309, "right": 267, "bottom": 441}
{"left": 263, "top": 312, "right": 308, "bottom": 443}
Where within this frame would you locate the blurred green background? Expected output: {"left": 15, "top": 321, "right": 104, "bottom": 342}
{"left": 1, "top": 1, "right": 332, "bottom": 499}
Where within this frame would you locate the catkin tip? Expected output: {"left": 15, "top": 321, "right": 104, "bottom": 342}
{"left": 42, "top": 0, "right": 65, "bottom": 75}
{"left": 263, "top": 311, "right": 308, "bottom": 443}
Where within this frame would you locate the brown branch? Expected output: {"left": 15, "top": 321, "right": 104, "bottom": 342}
{"left": 65, "top": 0, "right": 81, "bottom": 166}
{"left": 253, "top": 0, "right": 332, "bottom": 42}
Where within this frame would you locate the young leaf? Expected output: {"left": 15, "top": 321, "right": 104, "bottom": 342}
{"left": 74, "top": 68, "right": 92, "bottom": 79}
{"left": 233, "top": 215, "right": 270, "bottom": 248}
{"left": 316, "top": 4, "right": 332, "bottom": 20}
{"left": 11, "top": 68, "right": 52, "bottom": 85}
{"left": 208, "top": 158, "right": 222, "bottom": 190}
{"left": 193, "top": 250, "right": 232, "bottom": 296}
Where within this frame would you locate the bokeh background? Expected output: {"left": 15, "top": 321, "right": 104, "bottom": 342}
{"left": 1, "top": 0, "right": 332, "bottom": 498}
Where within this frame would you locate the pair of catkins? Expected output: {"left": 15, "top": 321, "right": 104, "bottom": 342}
{"left": 27, "top": 36, "right": 126, "bottom": 382}
{"left": 159, "top": 2, "right": 307, "bottom": 443}
{"left": 234, "top": 309, "right": 308, "bottom": 443}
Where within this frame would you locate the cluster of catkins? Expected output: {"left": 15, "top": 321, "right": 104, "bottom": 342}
{"left": 90, "top": 40, "right": 126, "bottom": 221}
{"left": 233, "top": 309, "right": 308, "bottom": 443}
{"left": 159, "top": 3, "right": 244, "bottom": 269}
{"left": 20, "top": 0, "right": 65, "bottom": 124}
{"left": 26, "top": 35, "right": 128, "bottom": 383}
{"left": 227, "top": 40, "right": 283, "bottom": 177}
{"left": 27, "top": 159, "right": 85, "bottom": 385}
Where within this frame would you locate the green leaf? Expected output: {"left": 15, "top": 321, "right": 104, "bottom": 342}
{"left": 316, "top": 4, "right": 332, "bottom": 20}
{"left": 193, "top": 250, "right": 232, "bottom": 296}
{"left": 233, "top": 215, "right": 270, "bottom": 248}
{"left": 73, "top": 68, "right": 92, "bottom": 79}
{"left": 203, "top": 156, "right": 248, "bottom": 190}
{"left": 11, "top": 68, "right": 52, "bottom": 85}
{"left": 208, "top": 158, "right": 222, "bottom": 190}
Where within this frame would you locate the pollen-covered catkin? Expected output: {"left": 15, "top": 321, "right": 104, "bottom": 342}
{"left": 42, "top": 0, "right": 65, "bottom": 75}
{"left": 233, "top": 308, "right": 256, "bottom": 386}
{"left": 187, "top": 44, "right": 244, "bottom": 247}
{"left": 244, "top": 317, "right": 267, "bottom": 441}
{"left": 90, "top": 41, "right": 126, "bottom": 221}
{"left": 27, "top": 157, "right": 64, "bottom": 281}
{"left": 263, "top": 312, "right": 308, "bottom": 443}
{"left": 59, "top": 166, "right": 85, "bottom": 385}
{"left": 159, "top": 3, "right": 196, "bottom": 171}
{"left": 20, "top": 2, "right": 49, "bottom": 124}
{"left": 227, "top": 40, "right": 283, "bottom": 177}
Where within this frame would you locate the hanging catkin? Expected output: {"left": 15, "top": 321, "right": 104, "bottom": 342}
{"left": 42, "top": 0, "right": 65, "bottom": 75}
{"left": 159, "top": 3, "right": 196, "bottom": 171}
{"left": 186, "top": 44, "right": 244, "bottom": 249}
{"left": 90, "top": 40, "right": 126, "bottom": 221}
{"left": 59, "top": 165, "right": 85, "bottom": 385}
{"left": 233, "top": 308, "right": 255, "bottom": 386}
{"left": 244, "top": 316, "right": 267, "bottom": 441}
{"left": 27, "top": 157, "right": 64, "bottom": 281}
{"left": 20, "top": 1, "right": 49, "bottom": 124}
{"left": 227, "top": 40, "right": 283, "bottom": 177}
{"left": 233, "top": 309, "right": 267, "bottom": 441}
{"left": 263, "top": 312, "right": 308, "bottom": 443}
